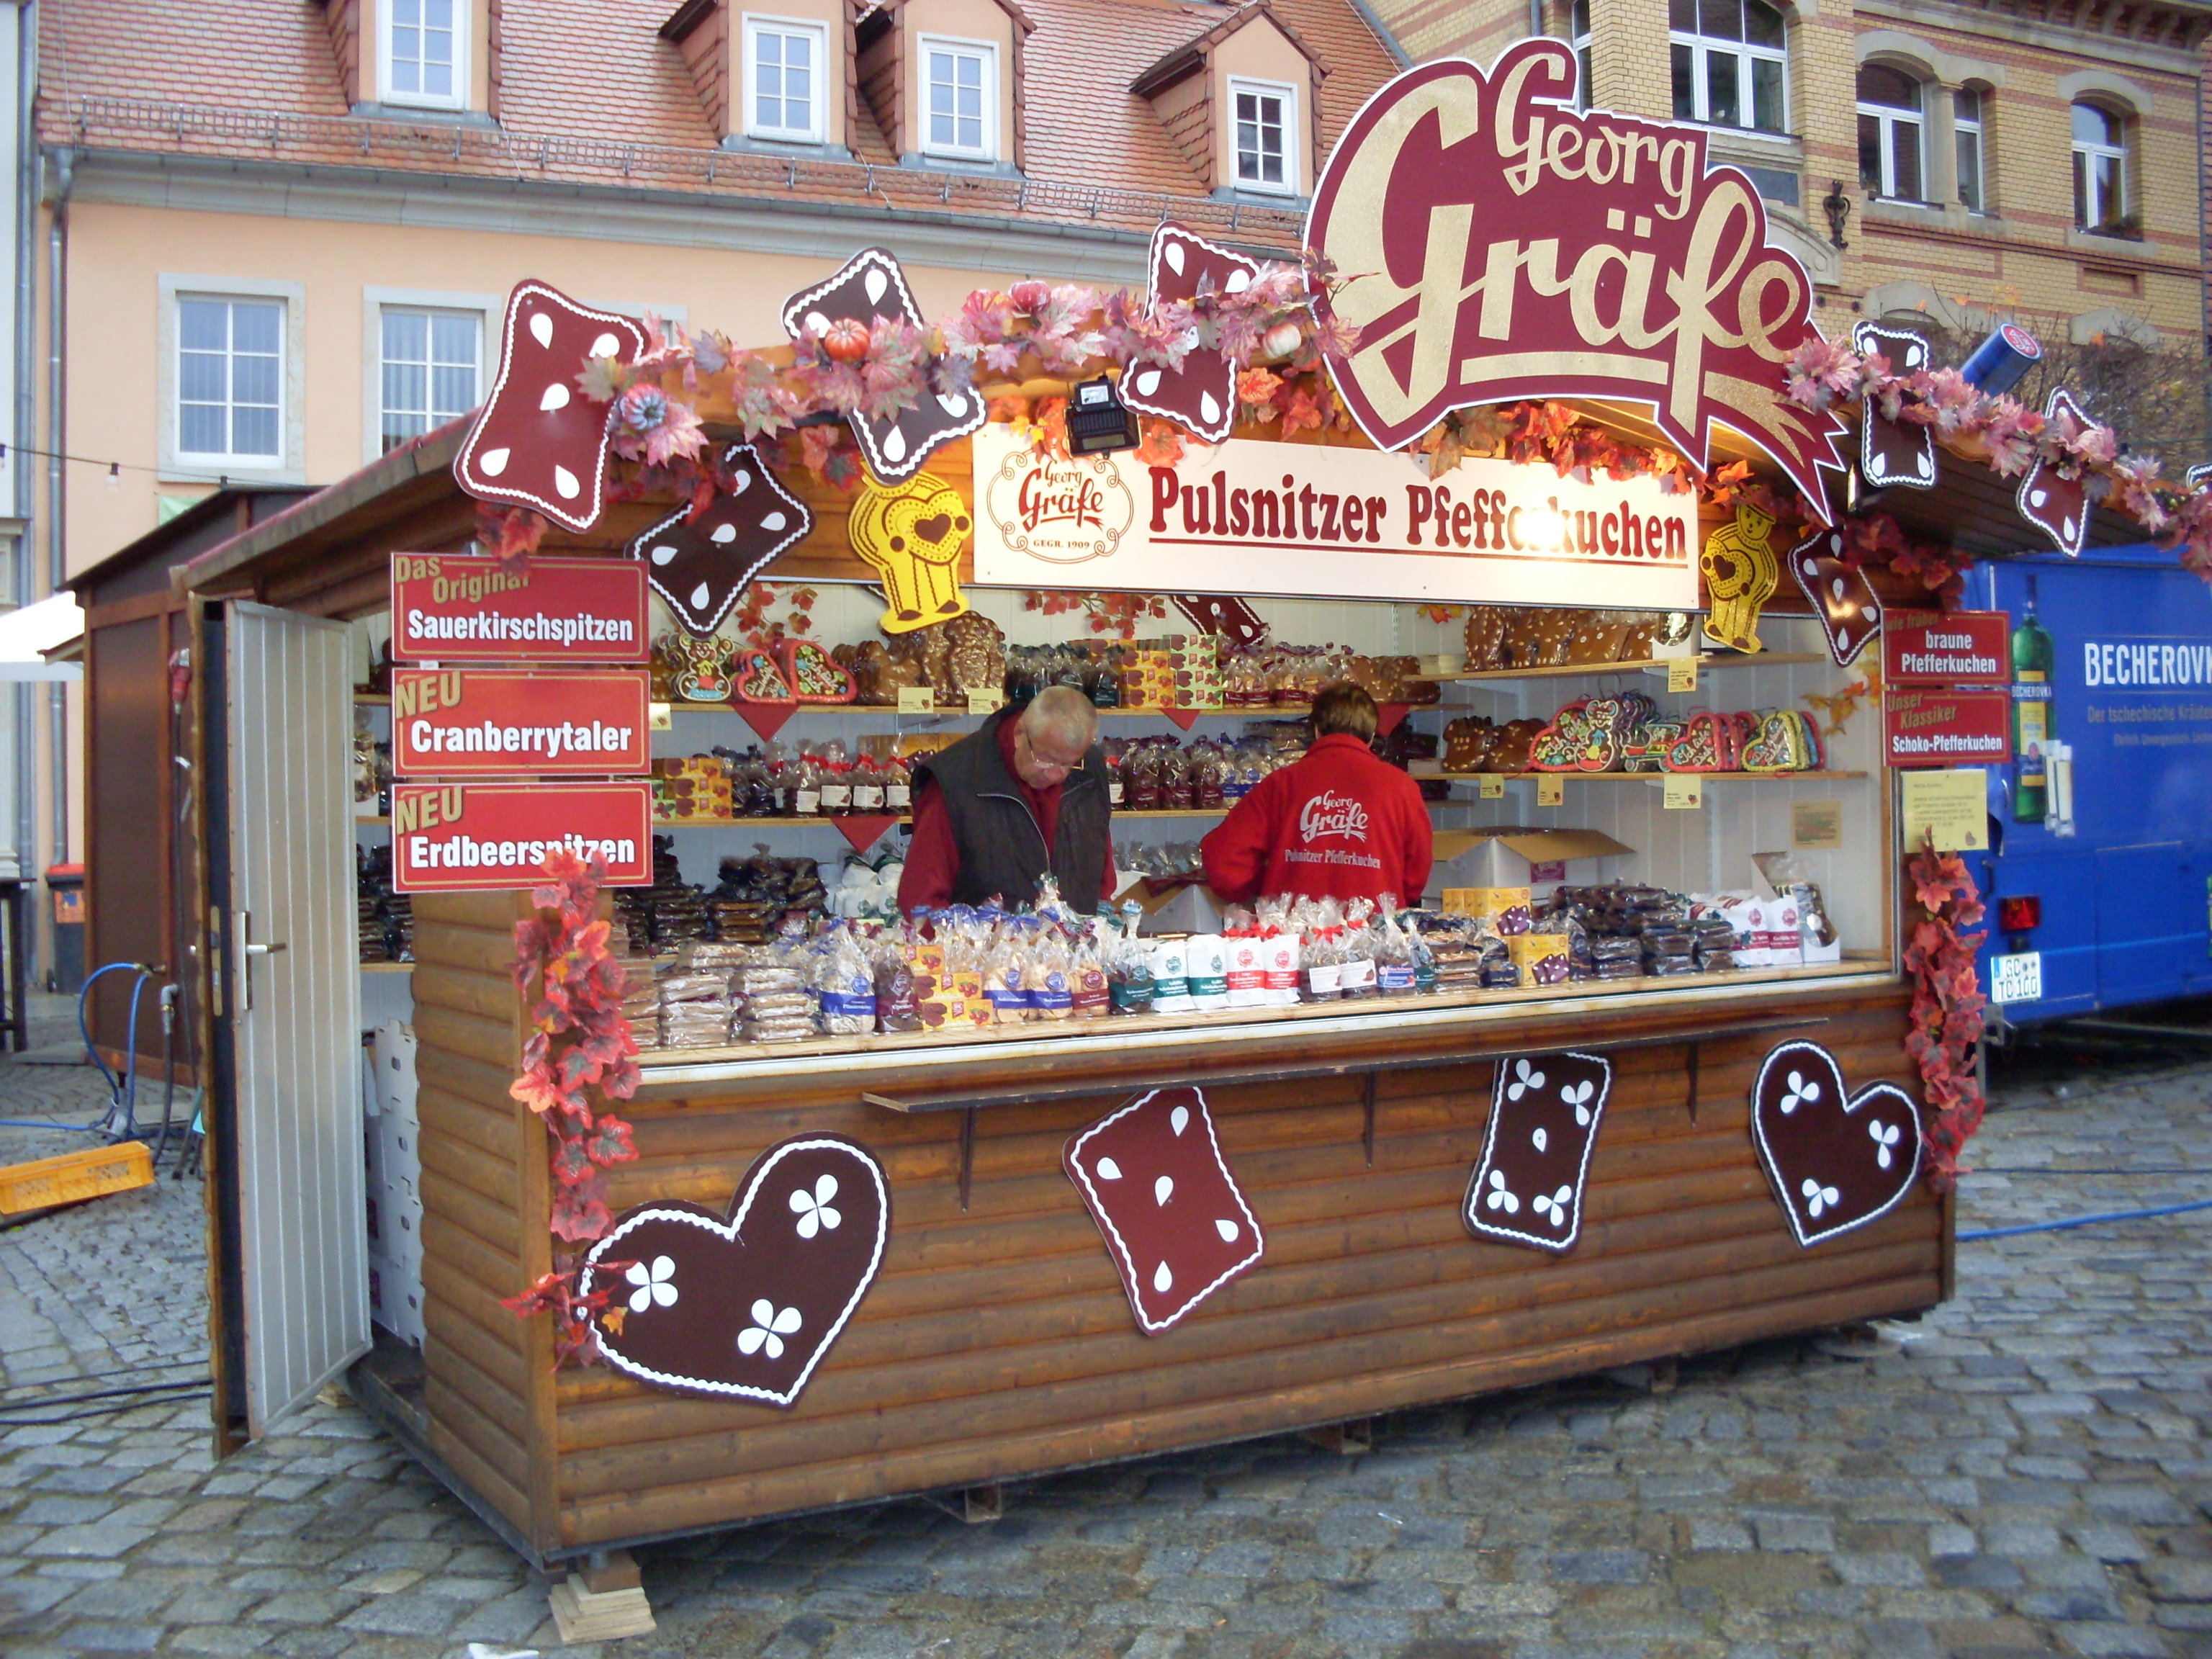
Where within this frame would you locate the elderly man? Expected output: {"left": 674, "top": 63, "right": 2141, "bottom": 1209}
{"left": 898, "top": 684, "right": 1115, "bottom": 913}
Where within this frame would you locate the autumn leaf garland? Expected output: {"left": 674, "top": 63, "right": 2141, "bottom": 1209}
{"left": 498, "top": 851, "right": 644, "bottom": 1368}
{"left": 1904, "top": 835, "right": 1990, "bottom": 1191}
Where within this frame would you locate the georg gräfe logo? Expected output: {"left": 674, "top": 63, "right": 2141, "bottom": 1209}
{"left": 981, "top": 444, "right": 1138, "bottom": 565}
{"left": 1299, "top": 791, "right": 1370, "bottom": 844}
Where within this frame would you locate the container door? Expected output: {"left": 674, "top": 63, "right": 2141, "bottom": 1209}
{"left": 206, "top": 601, "right": 367, "bottom": 1442}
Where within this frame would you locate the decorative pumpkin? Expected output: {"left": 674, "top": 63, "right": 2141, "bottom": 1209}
{"left": 822, "top": 317, "right": 872, "bottom": 364}
{"left": 1261, "top": 320, "right": 1304, "bottom": 360}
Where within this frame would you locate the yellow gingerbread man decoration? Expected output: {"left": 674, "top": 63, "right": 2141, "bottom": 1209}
{"left": 848, "top": 470, "right": 973, "bottom": 634}
{"left": 1700, "top": 502, "right": 1781, "bottom": 654}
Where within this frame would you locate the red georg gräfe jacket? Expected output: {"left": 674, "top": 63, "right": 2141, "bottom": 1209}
{"left": 1200, "top": 733, "right": 1434, "bottom": 907}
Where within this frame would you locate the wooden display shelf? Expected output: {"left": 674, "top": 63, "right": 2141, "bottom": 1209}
{"left": 1450, "top": 652, "right": 1827, "bottom": 683}
{"left": 665, "top": 702, "right": 1315, "bottom": 719}
{"left": 357, "top": 814, "right": 390, "bottom": 825}
{"left": 1434, "top": 769, "right": 1868, "bottom": 783}
{"left": 359, "top": 961, "right": 413, "bottom": 974}
{"left": 650, "top": 806, "right": 1228, "bottom": 829}
{"left": 352, "top": 691, "right": 390, "bottom": 706}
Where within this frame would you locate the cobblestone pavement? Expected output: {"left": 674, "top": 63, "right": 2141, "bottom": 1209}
{"left": 2, "top": 1030, "right": 2209, "bottom": 1659}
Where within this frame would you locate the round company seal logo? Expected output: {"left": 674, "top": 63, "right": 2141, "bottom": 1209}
{"left": 983, "top": 444, "right": 1137, "bottom": 565}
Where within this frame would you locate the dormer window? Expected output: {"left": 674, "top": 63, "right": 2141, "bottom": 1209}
{"left": 384, "top": 0, "right": 466, "bottom": 109}
{"left": 1231, "top": 78, "right": 1297, "bottom": 195}
{"left": 920, "top": 37, "right": 997, "bottom": 161}
{"left": 745, "top": 14, "right": 827, "bottom": 143}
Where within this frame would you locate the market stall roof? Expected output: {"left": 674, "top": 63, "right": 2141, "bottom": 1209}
{"left": 0, "top": 594, "right": 84, "bottom": 681}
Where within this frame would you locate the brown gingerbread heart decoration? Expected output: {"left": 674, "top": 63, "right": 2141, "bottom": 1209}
{"left": 1750, "top": 1040, "right": 1922, "bottom": 1248}
{"left": 456, "top": 281, "right": 645, "bottom": 533}
{"left": 781, "top": 248, "right": 985, "bottom": 483}
{"left": 1851, "top": 322, "right": 1937, "bottom": 491}
{"left": 629, "top": 444, "right": 814, "bottom": 637}
{"left": 1120, "top": 223, "right": 1262, "bottom": 444}
{"left": 2017, "top": 388, "right": 2097, "bottom": 556}
{"left": 580, "top": 1135, "right": 890, "bottom": 1406}
{"left": 1786, "top": 526, "right": 1883, "bottom": 667}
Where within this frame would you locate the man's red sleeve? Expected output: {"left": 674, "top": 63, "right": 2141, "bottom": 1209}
{"left": 1200, "top": 783, "right": 1275, "bottom": 904}
{"left": 897, "top": 779, "right": 959, "bottom": 913}
{"left": 1398, "top": 775, "right": 1434, "bottom": 904}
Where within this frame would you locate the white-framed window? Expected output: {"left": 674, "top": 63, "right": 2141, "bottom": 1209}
{"left": 177, "top": 296, "right": 284, "bottom": 463}
{"left": 1670, "top": 0, "right": 1786, "bottom": 135}
{"left": 1571, "top": 0, "right": 1593, "bottom": 109}
{"left": 382, "top": 0, "right": 467, "bottom": 110}
{"left": 1229, "top": 78, "right": 1298, "bottom": 196}
{"left": 1954, "top": 88, "right": 1985, "bottom": 212}
{"left": 379, "top": 307, "right": 482, "bottom": 454}
{"left": 1856, "top": 64, "right": 1925, "bottom": 202}
{"left": 744, "top": 15, "right": 826, "bottom": 143}
{"left": 919, "top": 36, "right": 997, "bottom": 161}
{"left": 2072, "top": 102, "right": 2129, "bottom": 234}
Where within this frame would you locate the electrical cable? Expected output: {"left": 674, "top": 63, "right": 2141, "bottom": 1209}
{"left": 1958, "top": 1197, "right": 2212, "bottom": 1242}
{"left": 0, "top": 1385, "right": 209, "bottom": 1429}
{"left": 0, "top": 1376, "right": 211, "bottom": 1409}
{"left": 1969, "top": 1166, "right": 2209, "bottom": 1177}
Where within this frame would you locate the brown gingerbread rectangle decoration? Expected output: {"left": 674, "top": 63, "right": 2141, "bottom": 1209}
{"left": 1463, "top": 1051, "right": 1614, "bottom": 1253}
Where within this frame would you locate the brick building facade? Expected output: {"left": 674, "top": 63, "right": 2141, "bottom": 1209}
{"left": 1372, "top": 0, "right": 2212, "bottom": 370}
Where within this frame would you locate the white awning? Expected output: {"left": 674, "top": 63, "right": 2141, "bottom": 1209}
{"left": 0, "top": 593, "right": 84, "bottom": 680}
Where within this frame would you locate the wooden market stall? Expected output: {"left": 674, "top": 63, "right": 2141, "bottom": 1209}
{"left": 156, "top": 42, "right": 2207, "bottom": 1631}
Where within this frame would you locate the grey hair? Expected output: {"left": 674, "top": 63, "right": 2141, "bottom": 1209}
{"left": 1020, "top": 684, "right": 1100, "bottom": 753}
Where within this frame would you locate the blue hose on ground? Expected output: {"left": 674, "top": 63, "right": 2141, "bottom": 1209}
{"left": 1958, "top": 1197, "right": 2212, "bottom": 1241}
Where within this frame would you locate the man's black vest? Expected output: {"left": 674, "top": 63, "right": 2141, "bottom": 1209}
{"left": 910, "top": 709, "right": 1111, "bottom": 912}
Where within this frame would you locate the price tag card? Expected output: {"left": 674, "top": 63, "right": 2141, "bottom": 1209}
{"left": 1667, "top": 657, "right": 1699, "bottom": 694}
{"left": 649, "top": 701, "right": 673, "bottom": 732}
{"left": 1537, "top": 775, "right": 1565, "bottom": 807}
{"left": 896, "top": 686, "right": 935, "bottom": 714}
{"left": 1900, "top": 766, "right": 1988, "bottom": 852}
{"left": 1478, "top": 775, "right": 1505, "bottom": 799}
{"left": 1663, "top": 774, "right": 1704, "bottom": 809}
{"left": 967, "top": 692, "right": 1003, "bottom": 717}
{"left": 1790, "top": 799, "right": 1843, "bottom": 851}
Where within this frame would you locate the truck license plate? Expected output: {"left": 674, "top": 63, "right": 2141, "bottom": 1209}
{"left": 1991, "top": 951, "right": 2043, "bottom": 1005}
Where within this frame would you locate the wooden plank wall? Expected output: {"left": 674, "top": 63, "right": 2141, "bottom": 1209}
{"left": 410, "top": 892, "right": 550, "bottom": 1551}
{"left": 534, "top": 984, "right": 1933, "bottom": 1552}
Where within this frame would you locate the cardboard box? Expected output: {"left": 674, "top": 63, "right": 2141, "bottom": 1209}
{"left": 1425, "top": 829, "right": 1632, "bottom": 904}
{"left": 1506, "top": 934, "right": 1570, "bottom": 984}
{"left": 1115, "top": 878, "right": 1231, "bottom": 937}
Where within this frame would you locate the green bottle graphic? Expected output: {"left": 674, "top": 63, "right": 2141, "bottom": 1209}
{"left": 2012, "top": 575, "right": 2054, "bottom": 822}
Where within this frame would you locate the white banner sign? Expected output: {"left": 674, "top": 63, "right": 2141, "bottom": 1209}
{"left": 971, "top": 423, "right": 1698, "bottom": 609}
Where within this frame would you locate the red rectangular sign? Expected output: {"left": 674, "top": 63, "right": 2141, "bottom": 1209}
{"left": 1884, "top": 687, "right": 2013, "bottom": 769}
{"left": 1884, "top": 610, "right": 2009, "bottom": 684}
{"left": 390, "top": 668, "right": 651, "bottom": 778}
{"left": 390, "top": 552, "right": 648, "bottom": 664}
{"left": 390, "top": 782, "right": 652, "bottom": 891}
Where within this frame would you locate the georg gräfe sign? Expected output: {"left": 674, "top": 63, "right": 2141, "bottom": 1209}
{"left": 971, "top": 423, "right": 1697, "bottom": 609}
{"left": 1305, "top": 41, "right": 1843, "bottom": 516}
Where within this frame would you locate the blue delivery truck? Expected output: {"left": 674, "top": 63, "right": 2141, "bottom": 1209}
{"left": 1972, "top": 544, "right": 2212, "bottom": 1025}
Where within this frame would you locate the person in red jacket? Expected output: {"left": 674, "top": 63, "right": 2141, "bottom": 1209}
{"left": 1202, "top": 683, "right": 1433, "bottom": 907}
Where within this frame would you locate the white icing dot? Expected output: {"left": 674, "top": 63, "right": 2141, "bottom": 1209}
{"left": 590, "top": 331, "right": 620, "bottom": 357}
{"left": 1199, "top": 391, "right": 1221, "bottom": 425}
{"left": 881, "top": 426, "right": 907, "bottom": 463}
{"left": 477, "top": 446, "right": 510, "bottom": 477}
{"left": 1134, "top": 369, "right": 1162, "bottom": 397}
{"left": 529, "top": 312, "right": 553, "bottom": 349}
{"left": 688, "top": 582, "right": 712, "bottom": 611}
{"left": 1154, "top": 1175, "right": 1174, "bottom": 1207}
{"left": 1152, "top": 1260, "right": 1174, "bottom": 1293}
{"left": 649, "top": 543, "right": 678, "bottom": 566}
{"left": 1169, "top": 1105, "right": 1190, "bottom": 1136}
{"left": 730, "top": 469, "right": 752, "bottom": 493}
{"left": 553, "top": 464, "right": 581, "bottom": 500}
{"left": 863, "top": 266, "right": 889, "bottom": 305}
{"left": 1095, "top": 1157, "right": 1123, "bottom": 1181}
{"left": 711, "top": 523, "right": 737, "bottom": 544}
{"left": 1162, "top": 240, "right": 1187, "bottom": 275}
{"left": 761, "top": 511, "right": 786, "bottom": 531}
{"left": 1214, "top": 1218, "right": 1239, "bottom": 1242}
{"left": 1224, "top": 268, "right": 1250, "bottom": 294}
{"left": 539, "top": 382, "right": 570, "bottom": 412}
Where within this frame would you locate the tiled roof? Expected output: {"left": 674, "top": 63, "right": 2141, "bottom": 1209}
{"left": 41, "top": 0, "right": 1404, "bottom": 250}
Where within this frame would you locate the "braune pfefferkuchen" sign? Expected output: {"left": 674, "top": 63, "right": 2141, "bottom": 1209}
{"left": 971, "top": 424, "right": 1697, "bottom": 610}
